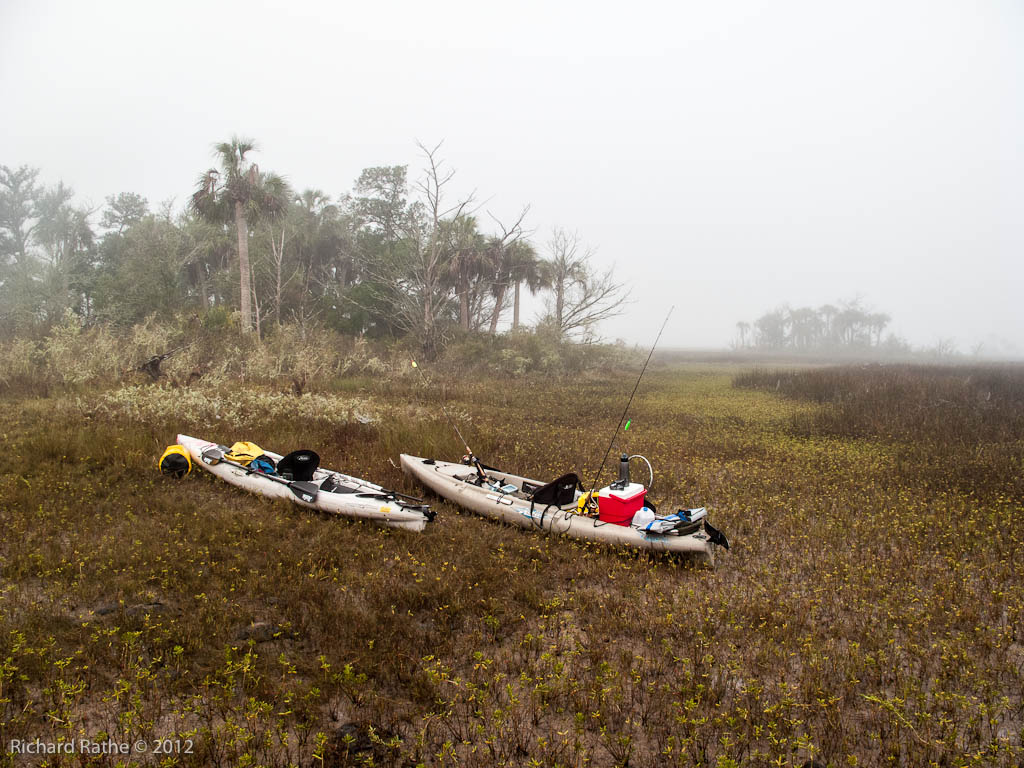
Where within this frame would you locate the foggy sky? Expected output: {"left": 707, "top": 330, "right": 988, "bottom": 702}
{"left": 2, "top": 0, "right": 1022, "bottom": 354}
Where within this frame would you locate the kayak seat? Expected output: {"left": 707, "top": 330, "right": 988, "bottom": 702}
{"left": 530, "top": 473, "right": 581, "bottom": 508}
{"left": 278, "top": 450, "right": 320, "bottom": 481}
{"left": 527, "top": 472, "right": 582, "bottom": 526}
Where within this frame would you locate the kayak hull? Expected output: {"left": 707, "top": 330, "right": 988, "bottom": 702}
{"left": 178, "top": 435, "right": 430, "bottom": 532}
{"left": 401, "top": 454, "right": 715, "bottom": 561}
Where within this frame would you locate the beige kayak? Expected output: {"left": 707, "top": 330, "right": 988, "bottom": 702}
{"left": 401, "top": 454, "right": 719, "bottom": 562}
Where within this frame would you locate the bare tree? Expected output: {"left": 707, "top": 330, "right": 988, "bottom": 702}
{"left": 357, "top": 142, "right": 476, "bottom": 355}
{"left": 541, "top": 228, "right": 629, "bottom": 339}
{"left": 868, "top": 312, "right": 891, "bottom": 346}
{"left": 267, "top": 221, "right": 297, "bottom": 327}
{"left": 416, "top": 142, "right": 475, "bottom": 349}
{"left": 931, "top": 337, "right": 957, "bottom": 358}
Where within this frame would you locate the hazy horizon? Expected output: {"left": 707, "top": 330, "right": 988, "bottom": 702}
{"left": 3, "top": 0, "right": 1021, "bottom": 354}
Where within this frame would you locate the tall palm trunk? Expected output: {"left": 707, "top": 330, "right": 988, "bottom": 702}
{"left": 459, "top": 272, "right": 470, "bottom": 331}
{"left": 235, "top": 200, "right": 252, "bottom": 333}
{"left": 512, "top": 280, "right": 522, "bottom": 329}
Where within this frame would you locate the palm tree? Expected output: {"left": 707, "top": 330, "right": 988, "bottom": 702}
{"left": 484, "top": 237, "right": 531, "bottom": 334}
{"left": 788, "top": 307, "right": 823, "bottom": 350}
{"left": 293, "top": 189, "right": 343, "bottom": 286}
{"left": 818, "top": 303, "right": 839, "bottom": 343}
{"left": 189, "top": 136, "right": 290, "bottom": 333}
{"left": 181, "top": 214, "right": 233, "bottom": 310}
{"left": 754, "top": 309, "right": 788, "bottom": 349}
{"left": 506, "top": 240, "right": 545, "bottom": 330}
{"left": 735, "top": 321, "right": 750, "bottom": 349}
{"left": 440, "top": 214, "right": 487, "bottom": 331}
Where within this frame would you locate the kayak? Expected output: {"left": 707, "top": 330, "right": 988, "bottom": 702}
{"left": 400, "top": 454, "right": 720, "bottom": 561}
{"left": 178, "top": 434, "right": 433, "bottom": 532}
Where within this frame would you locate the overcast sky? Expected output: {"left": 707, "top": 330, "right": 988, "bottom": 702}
{"left": 2, "top": 0, "right": 1022, "bottom": 353}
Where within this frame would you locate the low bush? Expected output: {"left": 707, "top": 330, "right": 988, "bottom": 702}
{"left": 437, "top": 327, "right": 634, "bottom": 376}
{"left": 0, "top": 314, "right": 632, "bottom": 399}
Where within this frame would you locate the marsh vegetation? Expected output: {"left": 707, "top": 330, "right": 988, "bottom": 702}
{"left": 1, "top": 331, "right": 1021, "bottom": 766}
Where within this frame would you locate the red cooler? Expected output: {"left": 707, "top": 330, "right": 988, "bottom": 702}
{"left": 597, "top": 482, "right": 647, "bottom": 526}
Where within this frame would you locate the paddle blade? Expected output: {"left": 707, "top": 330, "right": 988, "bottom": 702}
{"left": 288, "top": 481, "right": 319, "bottom": 504}
{"left": 201, "top": 447, "right": 224, "bottom": 465}
{"left": 704, "top": 520, "right": 730, "bottom": 550}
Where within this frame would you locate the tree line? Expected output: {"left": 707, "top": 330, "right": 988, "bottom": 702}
{"left": 735, "top": 300, "right": 911, "bottom": 353}
{"left": 0, "top": 138, "right": 627, "bottom": 354}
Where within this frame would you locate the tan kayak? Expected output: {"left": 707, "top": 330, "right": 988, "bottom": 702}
{"left": 401, "top": 454, "right": 722, "bottom": 562}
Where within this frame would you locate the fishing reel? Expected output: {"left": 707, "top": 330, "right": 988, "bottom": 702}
{"left": 461, "top": 452, "right": 490, "bottom": 482}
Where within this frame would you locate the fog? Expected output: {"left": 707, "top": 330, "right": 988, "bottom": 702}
{"left": 2, "top": 0, "right": 1021, "bottom": 353}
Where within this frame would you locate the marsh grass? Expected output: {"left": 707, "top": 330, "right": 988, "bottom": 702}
{"left": 0, "top": 364, "right": 1021, "bottom": 766}
{"left": 734, "top": 364, "right": 1024, "bottom": 498}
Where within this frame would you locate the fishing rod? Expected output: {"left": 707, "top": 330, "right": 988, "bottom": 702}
{"left": 410, "top": 360, "right": 488, "bottom": 480}
{"left": 583, "top": 306, "right": 674, "bottom": 508}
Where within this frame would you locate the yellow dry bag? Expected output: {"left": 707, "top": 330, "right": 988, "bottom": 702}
{"left": 159, "top": 444, "right": 192, "bottom": 478}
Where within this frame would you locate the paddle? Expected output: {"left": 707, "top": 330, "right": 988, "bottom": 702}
{"left": 377, "top": 488, "right": 425, "bottom": 504}
{"left": 353, "top": 491, "right": 435, "bottom": 520}
{"left": 201, "top": 447, "right": 320, "bottom": 504}
{"left": 322, "top": 474, "right": 425, "bottom": 504}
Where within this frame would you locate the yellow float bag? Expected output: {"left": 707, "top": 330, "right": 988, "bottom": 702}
{"left": 224, "top": 441, "right": 265, "bottom": 466}
{"left": 159, "top": 444, "right": 192, "bottom": 478}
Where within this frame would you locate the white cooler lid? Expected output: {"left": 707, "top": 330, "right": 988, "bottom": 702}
{"left": 598, "top": 482, "right": 646, "bottom": 501}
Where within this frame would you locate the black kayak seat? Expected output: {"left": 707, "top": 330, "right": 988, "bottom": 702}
{"left": 277, "top": 450, "right": 320, "bottom": 482}
{"left": 530, "top": 472, "right": 581, "bottom": 508}
{"left": 526, "top": 472, "right": 582, "bottom": 526}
